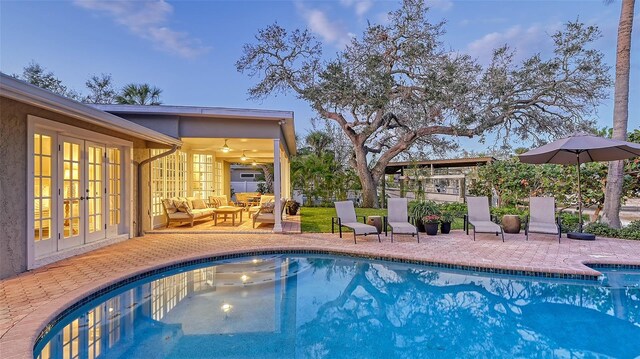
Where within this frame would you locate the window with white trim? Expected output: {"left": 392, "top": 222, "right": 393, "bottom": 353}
{"left": 215, "top": 160, "right": 223, "bottom": 197}
{"left": 192, "top": 154, "right": 213, "bottom": 199}
{"left": 151, "top": 150, "right": 188, "bottom": 216}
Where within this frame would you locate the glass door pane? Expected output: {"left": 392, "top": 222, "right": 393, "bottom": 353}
{"left": 107, "top": 147, "right": 121, "bottom": 236}
{"left": 86, "top": 142, "right": 106, "bottom": 242}
{"left": 34, "top": 132, "right": 56, "bottom": 257}
{"left": 59, "top": 137, "right": 84, "bottom": 249}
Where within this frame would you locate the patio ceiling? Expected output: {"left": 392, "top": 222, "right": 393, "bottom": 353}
{"left": 182, "top": 137, "right": 276, "bottom": 163}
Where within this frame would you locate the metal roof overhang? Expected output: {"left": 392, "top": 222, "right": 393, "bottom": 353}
{"left": 92, "top": 104, "right": 296, "bottom": 156}
{"left": 0, "top": 74, "right": 182, "bottom": 146}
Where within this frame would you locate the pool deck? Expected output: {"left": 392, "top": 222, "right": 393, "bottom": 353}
{"left": 2, "top": 230, "right": 640, "bottom": 358}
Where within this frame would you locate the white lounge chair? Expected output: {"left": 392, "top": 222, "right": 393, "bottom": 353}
{"left": 526, "top": 197, "right": 561, "bottom": 242}
{"left": 464, "top": 196, "right": 504, "bottom": 242}
{"left": 333, "top": 201, "right": 380, "bottom": 244}
{"left": 385, "top": 198, "right": 419, "bottom": 242}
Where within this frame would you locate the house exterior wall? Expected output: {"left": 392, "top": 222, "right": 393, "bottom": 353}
{"left": 0, "top": 98, "right": 29, "bottom": 278}
{"left": 0, "top": 97, "right": 154, "bottom": 279}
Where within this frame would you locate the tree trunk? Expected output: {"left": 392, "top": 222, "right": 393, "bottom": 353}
{"left": 354, "top": 144, "right": 379, "bottom": 208}
{"left": 603, "top": 0, "right": 635, "bottom": 229}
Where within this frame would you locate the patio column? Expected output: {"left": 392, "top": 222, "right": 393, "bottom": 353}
{"left": 273, "top": 139, "right": 283, "bottom": 233}
{"left": 282, "top": 154, "right": 290, "bottom": 219}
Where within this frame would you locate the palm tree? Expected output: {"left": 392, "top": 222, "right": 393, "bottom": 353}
{"left": 602, "top": 0, "right": 635, "bottom": 228}
{"left": 115, "top": 83, "right": 163, "bottom": 105}
{"left": 305, "top": 131, "right": 333, "bottom": 157}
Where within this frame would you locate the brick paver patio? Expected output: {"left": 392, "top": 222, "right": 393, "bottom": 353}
{"left": 1, "top": 230, "right": 640, "bottom": 358}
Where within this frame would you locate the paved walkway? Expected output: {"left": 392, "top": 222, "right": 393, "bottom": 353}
{"left": 147, "top": 214, "right": 301, "bottom": 234}
{"left": 1, "top": 231, "right": 640, "bottom": 358}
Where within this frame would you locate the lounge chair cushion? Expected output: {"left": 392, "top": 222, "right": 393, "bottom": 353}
{"left": 342, "top": 222, "right": 379, "bottom": 235}
{"left": 192, "top": 198, "right": 208, "bottom": 209}
{"left": 260, "top": 201, "right": 275, "bottom": 213}
{"left": 469, "top": 220, "right": 501, "bottom": 233}
{"left": 528, "top": 222, "right": 558, "bottom": 234}
{"left": 168, "top": 212, "right": 191, "bottom": 219}
{"left": 388, "top": 221, "right": 417, "bottom": 234}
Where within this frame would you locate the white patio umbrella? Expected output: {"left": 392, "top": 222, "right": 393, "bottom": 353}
{"left": 519, "top": 133, "right": 640, "bottom": 239}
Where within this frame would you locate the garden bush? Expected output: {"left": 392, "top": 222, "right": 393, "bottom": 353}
{"left": 558, "top": 212, "right": 587, "bottom": 233}
{"left": 582, "top": 220, "right": 640, "bottom": 240}
{"left": 439, "top": 202, "right": 467, "bottom": 219}
{"left": 618, "top": 220, "right": 640, "bottom": 240}
{"left": 490, "top": 206, "right": 528, "bottom": 224}
{"left": 583, "top": 222, "right": 620, "bottom": 238}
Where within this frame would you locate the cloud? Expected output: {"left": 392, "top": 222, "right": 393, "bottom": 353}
{"left": 72, "top": 0, "right": 209, "bottom": 59}
{"left": 466, "top": 23, "right": 561, "bottom": 65}
{"left": 339, "top": 0, "right": 373, "bottom": 17}
{"left": 295, "top": 2, "right": 352, "bottom": 48}
{"left": 427, "top": 0, "right": 453, "bottom": 11}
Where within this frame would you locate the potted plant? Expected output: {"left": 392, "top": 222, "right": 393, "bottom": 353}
{"left": 439, "top": 210, "right": 455, "bottom": 234}
{"left": 286, "top": 200, "right": 300, "bottom": 215}
{"left": 423, "top": 214, "right": 440, "bottom": 235}
{"left": 409, "top": 200, "right": 440, "bottom": 233}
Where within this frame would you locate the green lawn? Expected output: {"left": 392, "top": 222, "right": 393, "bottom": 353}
{"left": 300, "top": 206, "right": 465, "bottom": 233}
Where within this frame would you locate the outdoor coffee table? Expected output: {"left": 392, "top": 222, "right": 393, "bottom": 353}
{"left": 212, "top": 207, "right": 244, "bottom": 226}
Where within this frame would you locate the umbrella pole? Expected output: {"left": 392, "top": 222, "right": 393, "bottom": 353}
{"left": 576, "top": 154, "right": 583, "bottom": 232}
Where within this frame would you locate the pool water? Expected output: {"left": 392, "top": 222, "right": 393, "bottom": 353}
{"left": 35, "top": 255, "right": 640, "bottom": 358}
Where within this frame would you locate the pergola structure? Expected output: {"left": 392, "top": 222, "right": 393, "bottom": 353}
{"left": 383, "top": 157, "right": 495, "bottom": 204}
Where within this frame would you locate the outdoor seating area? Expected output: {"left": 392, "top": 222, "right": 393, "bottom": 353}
{"left": 154, "top": 194, "right": 300, "bottom": 233}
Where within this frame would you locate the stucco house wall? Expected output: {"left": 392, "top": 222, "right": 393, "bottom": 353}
{"left": 0, "top": 97, "right": 157, "bottom": 279}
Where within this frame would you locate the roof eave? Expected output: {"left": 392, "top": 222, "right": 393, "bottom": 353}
{"left": 0, "top": 74, "right": 182, "bottom": 146}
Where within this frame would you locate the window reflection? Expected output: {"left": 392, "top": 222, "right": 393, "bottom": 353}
{"left": 34, "top": 257, "right": 640, "bottom": 359}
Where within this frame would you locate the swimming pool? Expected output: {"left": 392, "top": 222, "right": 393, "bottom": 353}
{"left": 34, "top": 254, "right": 640, "bottom": 358}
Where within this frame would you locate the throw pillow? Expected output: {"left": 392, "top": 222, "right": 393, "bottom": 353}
{"left": 162, "top": 199, "right": 177, "bottom": 214}
{"left": 209, "top": 198, "right": 220, "bottom": 208}
{"left": 175, "top": 200, "right": 193, "bottom": 215}
{"left": 192, "top": 198, "right": 207, "bottom": 209}
{"left": 260, "top": 201, "right": 275, "bottom": 213}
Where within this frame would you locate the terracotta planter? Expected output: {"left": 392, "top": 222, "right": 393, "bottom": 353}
{"left": 502, "top": 215, "right": 521, "bottom": 234}
{"left": 440, "top": 222, "right": 451, "bottom": 234}
{"left": 424, "top": 222, "right": 439, "bottom": 235}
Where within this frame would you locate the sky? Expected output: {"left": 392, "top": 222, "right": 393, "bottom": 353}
{"left": 1, "top": 0, "right": 638, "bottom": 154}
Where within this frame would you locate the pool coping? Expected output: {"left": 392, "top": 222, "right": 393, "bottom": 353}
{"left": 3, "top": 240, "right": 640, "bottom": 359}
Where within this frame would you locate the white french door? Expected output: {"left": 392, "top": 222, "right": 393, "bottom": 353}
{"left": 59, "top": 136, "right": 85, "bottom": 249}
{"left": 57, "top": 137, "right": 114, "bottom": 249}
{"left": 31, "top": 117, "right": 130, "bottom": 264}
{"left": 85, "top": 141, "right": 107, "bottom": 243}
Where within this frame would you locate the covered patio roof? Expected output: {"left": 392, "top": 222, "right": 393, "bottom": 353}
{"left": 92, "top": 104, "right": 296, "bottom": 156}
{"left": 182, "top": 137, "right": 277, "bottom": 163}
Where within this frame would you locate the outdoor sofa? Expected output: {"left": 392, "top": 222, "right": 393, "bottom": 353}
{"left": 162, "top": 197, "right": 215, "bottom": 227}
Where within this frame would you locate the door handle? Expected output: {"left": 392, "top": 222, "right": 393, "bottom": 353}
{"left": 80, "top": 197, "right": 85, "bottom": 200}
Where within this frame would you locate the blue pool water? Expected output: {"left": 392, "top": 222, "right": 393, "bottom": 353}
{"left": 34, "top": 254, "right": 640, "bottom": 358}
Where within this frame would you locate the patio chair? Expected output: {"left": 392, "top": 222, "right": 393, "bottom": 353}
{"left": 248, "top": 195, "right": 275, "bottom": 214}
{"left": 525, "top": 197, "right": 561, "bottom": 242}
{"left": 384, "top": 198, "right": 419, "bottom": 243}
{"left": 464, "top": 196, "right": 504, "bottom": 242}
{"left": 252, "top": 198, "right": 286, "bottom": 228}
{"left": 333, "top": 201, "right": 381, "bottom": 244}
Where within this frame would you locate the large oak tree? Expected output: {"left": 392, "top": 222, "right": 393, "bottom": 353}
{"left": 237, "top": 0, "right": 611, "bottom": 207}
